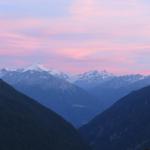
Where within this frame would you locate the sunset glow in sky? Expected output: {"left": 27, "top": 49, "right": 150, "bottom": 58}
{"left": 0, "top": 0, "right": 150, "bottom": 74}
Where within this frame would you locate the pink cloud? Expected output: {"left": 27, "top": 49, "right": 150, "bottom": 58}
{"left": 0, "top": 0, "right": 149, "bottom": 74}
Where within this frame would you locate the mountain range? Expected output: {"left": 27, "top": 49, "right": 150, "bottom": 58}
{"left": 0, "top": 65, "right": 102, "bottom": 127}
{"left": 90, "top": 74, "right": 150, "bottom": 111}
{"left": 0, "top": 64, "right": 150, "bottom": 127}
{"left": 0, "top": 79, "right": 90, "bottom": 150}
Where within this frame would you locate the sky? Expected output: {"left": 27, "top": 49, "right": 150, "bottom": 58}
{"left": 0, "top": 0, "right": 150, "bottom": 74}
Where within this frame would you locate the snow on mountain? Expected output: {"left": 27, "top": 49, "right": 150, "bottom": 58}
{"left": 70, "top": 70, "right": 114, "bottom": 89}
{"left": 75, "top": 70, "right": 113, "bottom": 81}
{"left": 100, "top": 74, "right": 147, "bottom": 89}
{"left": 118, "top": 74, "right": 146, "bottom": 84}
{"left": 0, "top": 64, "right": 148, "bottom": 88}
{"left": 21, "top": 64, "right": 70, "bottom": 80}
{"left": 0, "top": 68, "right": 13, "bottom": 77}
{"left": 22, "top": 64, "right": 49, "bottom": 72}
{"left": 49, "top": 69, "right": 70, "bottom": 80}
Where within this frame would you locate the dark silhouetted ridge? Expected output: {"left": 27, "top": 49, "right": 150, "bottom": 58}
{"left": 80, "top": 86, "right": 150, "bottom": 150}
{"left": 0, "top": 79, "right": 90, "bottom": 150}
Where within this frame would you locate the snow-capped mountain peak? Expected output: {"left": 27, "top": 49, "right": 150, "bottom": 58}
{"left": 82, "top": 70, "right": 113, "bottom": 77}
{"left": 21, "top": 64, "right": 70, "bottom": 80}
{"left": 66, "top": 70, "right": 115, "bottom": 89}
{"left": 22, "top": 64, "right": 49, "bottom": 72}
{"left": 74, "top": 70, "right": 114, "bottom": 81}
{"left": 49, "top": 69, "right": 69, "bottom": 80}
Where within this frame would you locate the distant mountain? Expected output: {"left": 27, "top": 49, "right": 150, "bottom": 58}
{"left": 1, "top": 65, "right": 149, "bottom": 126}
{"left": 68, "top": 70, "right": 149, "bottom": 112}
{"left": 70, "top": 70, "right": 114, "bottom": 89}
{"left": 80, "top": 86, "right": 150, "bottom": 150}
{"left": 0, "top": 65, "right": 101, "bottom": 127}
{"left": 22, "top": 64, "right": 70, "bottom": 80}
{"left": 90, "top": 75, "right": 150, "bottom": 111}
{"left": 68, "top": 71, "right": 149, "bottom": 113}
{"left": 0, "top": 79, "right": 90, "bottom": 150}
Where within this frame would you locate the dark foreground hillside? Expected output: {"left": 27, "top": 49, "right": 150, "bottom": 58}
{"left": 80, "top": 86, "right": 150, "bottom": 150}
{"left": 0, "top": 79, "right": 90, "bottom": 150}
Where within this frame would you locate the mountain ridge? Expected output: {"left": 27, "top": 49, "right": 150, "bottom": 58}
{"left": 80, "top": 85, "right": 150, "bottom": 150}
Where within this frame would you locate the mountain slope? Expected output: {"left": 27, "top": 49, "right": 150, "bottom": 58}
{"left": 1, "top": 68, "right": 101, "bottom": 127}
{"left": 0, "top": 79, "right": 90, "bottom": 150}
{"left": 80, "top": 86, "right": 150, "bottom": 150}
{"left": 90, "top": 75, "right": 149, "bottom": 111}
